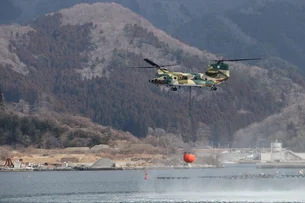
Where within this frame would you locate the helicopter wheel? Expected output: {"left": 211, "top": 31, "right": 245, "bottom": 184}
{"left": 170, "top": 87, "right": 178, "bottom": 91}
{"left": 211, "top": 86, "right": 217, "bottom": 91}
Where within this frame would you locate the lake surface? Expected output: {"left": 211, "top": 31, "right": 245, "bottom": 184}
{"left": 1, "top": 164, "right": 305, "bottom": 202}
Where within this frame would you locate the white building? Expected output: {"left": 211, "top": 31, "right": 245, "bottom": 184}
{"left": 261, "top": 140, "right": 305, "bottom": 162}
{"left": 270, "top": 140, "right": 282, "bottom": 161}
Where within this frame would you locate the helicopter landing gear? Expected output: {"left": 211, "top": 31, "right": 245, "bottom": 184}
{"left": 211, "top": 86, "right": 217, "bottom": 91}
{"left": 170, "top": 87, "right": 178, "bottom": 91}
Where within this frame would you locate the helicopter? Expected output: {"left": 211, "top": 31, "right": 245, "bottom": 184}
{"left": 131, "top": 57, "right": 261, "bottom": 117}
{"left": 132, "top": 58, "right": 261, "bottom": 91}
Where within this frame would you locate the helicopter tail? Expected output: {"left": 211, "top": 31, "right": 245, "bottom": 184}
{"left": 219, "top": 69, "right": 229, "bottom": 78}
{"left": 218, "top": 63, "right": 230, "bottom": 78}
{"left": 213, "top": 57, "right": 261, "bottom": 79}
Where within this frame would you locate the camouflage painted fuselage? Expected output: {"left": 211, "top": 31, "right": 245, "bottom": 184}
{"left": 149, "top": 62, "right": 230, "bottom": 88}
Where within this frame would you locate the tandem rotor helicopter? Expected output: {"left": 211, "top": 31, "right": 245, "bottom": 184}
{"left": 132, "top": 57, "right": 261, "bottom": 91}
{"left": 131, "top": 57, "right": 261, "bottom": 116}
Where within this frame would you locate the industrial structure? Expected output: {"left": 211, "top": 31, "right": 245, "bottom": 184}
{"left": 194, "top": 140, "right": 305, "bottom": 165}
{"left": 260, "top": 140, "right": 305, "bottom": 163}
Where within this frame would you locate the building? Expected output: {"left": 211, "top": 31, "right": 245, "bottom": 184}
{"left": 260, "top": 140, "right": 305, "bottom": 163}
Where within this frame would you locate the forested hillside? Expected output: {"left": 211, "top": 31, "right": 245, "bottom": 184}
{"left": 0, "top": 91, "right": 138, "bottom": 149}
{"left": 1, "top": 2, "right": 305, "bottom": 150}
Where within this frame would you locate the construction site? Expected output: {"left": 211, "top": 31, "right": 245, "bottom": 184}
{"left": 0, "top": 142, "right": 220, "bottom": 172}
{"left": 1, "top": 140, "right": 305, "bottom": 171}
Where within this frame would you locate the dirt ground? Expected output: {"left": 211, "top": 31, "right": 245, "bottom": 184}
{"left": 0, "top": 147, "right": 166, "bottom": 166}
{"left": 11, "top": 154, "right": 100, "bottom": 164}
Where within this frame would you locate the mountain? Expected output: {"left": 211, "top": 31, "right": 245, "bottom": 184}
{"left": 172, "top": 0, "right": 305, "bottom": 72}
{"left": 163, "top": 0, "right": 305, "bottom": 150}
{"left": 1, "top": 2, "right": 305, "bottom": 150}
{"left": 6, "top": 1, "right": 305, "bottom": 86}
{"left": 6, "top": 0, "right": 305, "bottom": 72}
{"left": 233, "top": 101, "right": 305, "bottom": 152}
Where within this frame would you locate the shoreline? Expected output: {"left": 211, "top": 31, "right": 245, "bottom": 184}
{"left": 256, "top": 162, "right": 305, "bottom": 169}
{"left": 0, "top": 165, "right": 222, "bottom": 172}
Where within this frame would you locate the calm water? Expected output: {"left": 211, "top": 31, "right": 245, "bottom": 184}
{"left": 1, "top": 164, "right": 305, "bottom": 203}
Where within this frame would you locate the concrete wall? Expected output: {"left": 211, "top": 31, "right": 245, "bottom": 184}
{"left": 295, "top": 153, "right": 305, "bottom": 159}
{"left": 271, "top": 152, "right": 282, "bottom": 161}
{"left": 261, "top": 152, "right": 271, "bottom": 162}
{"left": 261, "top": 150, "right": 305, "bottom": 162}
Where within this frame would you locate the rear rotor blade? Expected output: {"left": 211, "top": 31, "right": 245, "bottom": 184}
{"left": 213, "top": 58, "right": 262, "bottom": 62}
{"left": 144, "top": 59, "right": 160, "bottom": 67}
{"left": 144, "top": 58, "right": 178, "bottom": 68}
{"left": 160, "top": 64, "right": 178, "bottom": 67}
{"left": 223, "top": 58, "right": 262, "bottom": 62}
